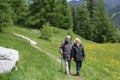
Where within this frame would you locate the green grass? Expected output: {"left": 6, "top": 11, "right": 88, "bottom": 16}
{"left": 0, "top": 27, "right": 78, "bottom": 80}
{"left": 0, "top": 26, "right": 120, "bottom": 80}
{"left": 83, "top": 43, "right": 120, "bottom": 80}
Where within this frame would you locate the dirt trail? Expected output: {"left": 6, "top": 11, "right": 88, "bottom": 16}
{"left": 14, "top": 33, "right": 61, "bottom": 63}
{"left": 15, "top": 33, "right": 37, "bottom": 45}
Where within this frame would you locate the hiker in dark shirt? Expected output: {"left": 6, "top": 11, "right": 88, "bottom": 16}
{"left": 71, "top": 38, "right": 86, "bottom": 76}
{"left": 59, "top": 35, "right": 72, "bottom": 75}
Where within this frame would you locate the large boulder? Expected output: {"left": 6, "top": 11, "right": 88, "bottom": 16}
{"left": 0, "top": 46, "right": 19, "bottom": 73}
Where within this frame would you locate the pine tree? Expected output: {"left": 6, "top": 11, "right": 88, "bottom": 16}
{"left": 10, "top": 0, "right": 28, "bottom": 25}
{"left": 70, "top": 5, "right": 77, "bottom": 33}
{"left": 75, "top": 4, "right": 91, "bottom": 40}
{"left": 27, "top": 0, "right": 73, "bottom": 29}
{"left": 27, "top": 0, "right": 50, "bottom": 28}
{"left": 71, "top": 0, "right": 116, "bottom": 43}
{"left": 86, "top": 0, "right": 96, "bottom": 40}
{"left": 0, "top": 0, "right": 13, "bottom": 31}
{"left": 60, "top": 0, "right": 73, "bottom": 30}
{"left": 91, "top": 0, "right": 116, "bottom": 43}
{"left": 96, "top": 0, "right": 115, "bottom": 43}
{"left": 48, "top": 0, "right": 73, "bottom": 30}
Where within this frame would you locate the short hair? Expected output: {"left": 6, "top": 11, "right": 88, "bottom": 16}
{"left": 74, "top": 38, "right": 81, "bottom": 43}
{"left": 66, "top": 35, "right": 71, "bottom": 39}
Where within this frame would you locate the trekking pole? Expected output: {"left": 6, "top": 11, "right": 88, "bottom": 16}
{"left": 61, "top": 54, "right": 63, "bottom": 71}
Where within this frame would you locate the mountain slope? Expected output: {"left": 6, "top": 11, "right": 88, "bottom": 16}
{"left": 68, "top": 0, "right": 83, "bottom": 7}
{"left": 104, "top": 0, "right": 120, "bottom": 12}
{"left": 0, "top": 27, "right": 78, "bottom": 80}
{"left": 0, "top": 26, "right": 120, "bottom": 80}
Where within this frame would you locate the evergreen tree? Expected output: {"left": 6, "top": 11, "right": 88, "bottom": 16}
{"left": 10, "top": 0, "right": 29, "bottom": 25}
{"left": 87, "top": 0, "right": 94, "bottom": 18}
{"left": 76, "top": 5, "right": 91, "bottom": 40}
{"left": 70, "top": 5, "right": 77, "bottom": 33}
{"left": 50, "top": 0, "right": 73, "bottom": 30}
{"left": 0, "top": 0, "right": 13, "bottom": 30}
{"left": 70, "top": 0, "right": 116, "bottom": 43}
{"left": 70, "top": 2, "right": 91, "bottom": 40}
{"left": 27, "top": 0, "right": 73, "bottom": 29}
{"left": 93, "top": 0, "right": 116, "bottom": 43}
{"left": 60, "top": 0, "right": 73, "bottom": 30}
{"left": 86, "top": 0, "right": 96, "bottom": 40}
{"left": 27, "top": 0, "right": 48, "bottom": 28}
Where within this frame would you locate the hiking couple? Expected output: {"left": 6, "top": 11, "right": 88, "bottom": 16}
{"left": 59, "top": 35, "right": 86, "bottom": 76}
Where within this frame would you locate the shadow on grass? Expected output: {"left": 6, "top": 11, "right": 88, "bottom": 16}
{"left": 17, "top": 25, "right": 40, "bottom": 29}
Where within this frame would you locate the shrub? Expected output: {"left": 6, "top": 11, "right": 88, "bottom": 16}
{"left": 40, "top": 23, "right": 52, "bottom": 40}
{"left": 52, "top": 28, "right": 60, "bottom": 34}
{"left": 115, "top": 28, "right": 120, "bottom": 42}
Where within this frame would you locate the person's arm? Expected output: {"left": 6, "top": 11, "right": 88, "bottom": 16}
{"left": 82, "top": 46, "right": 86, "bottom": 60}
{"left": 59, "top": 42, "right": 64, "bottom": 53}
{"left": 71, "top": 45, "right": 74, "bottom": 61}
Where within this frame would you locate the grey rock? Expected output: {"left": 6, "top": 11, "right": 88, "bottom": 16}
{"left": 0, "top": 46, "right": 19, "bottom": 73}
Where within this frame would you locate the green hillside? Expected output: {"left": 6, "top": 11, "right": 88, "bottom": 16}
{"left": 0, "top": 26, "right": 120, "bottom": 80}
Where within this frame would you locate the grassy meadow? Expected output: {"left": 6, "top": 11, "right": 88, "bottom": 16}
{"left": 0, "top": 26, "right": 120, "bottom": 80}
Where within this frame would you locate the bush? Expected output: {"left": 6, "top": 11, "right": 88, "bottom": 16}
{"left": 52, "top": 28, "right": 60, "bottom": 34}
{"left": 40, "top": 23, "right": 52, "bottom": 40}
{"left": 115, "top": 28, "right": 120, "bottom": 42}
